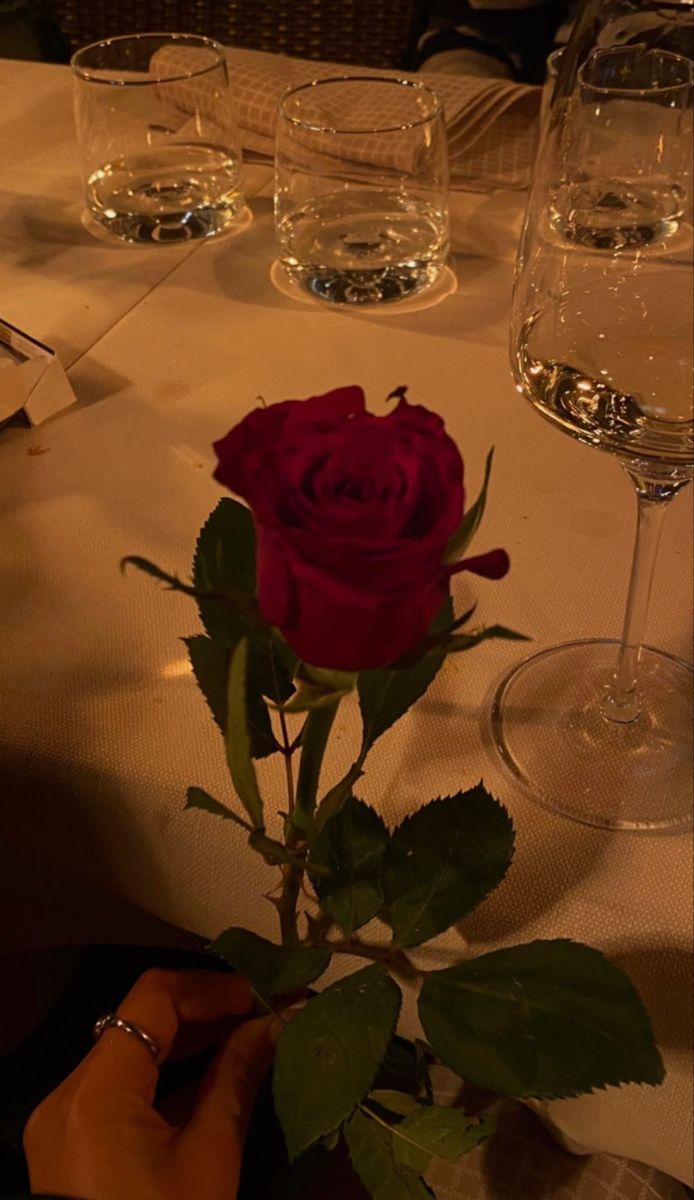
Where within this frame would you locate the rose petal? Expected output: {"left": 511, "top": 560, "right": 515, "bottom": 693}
{"left": 212, "top": 387, "right": 366, "bottom": 502}
{"left": 449, "top": 548, "right": 510, "bottom": 580}
{"left": 257, "top": 547, "right": 448, "bottom": 670}
{"left": 254, "top": 524, "right": 299, "bottom": 631}
{"left": 290, "top": 385, "right": 366, "bottom": 423}
{"left": 213, "top": 387, "right": 475, "bottom": 669}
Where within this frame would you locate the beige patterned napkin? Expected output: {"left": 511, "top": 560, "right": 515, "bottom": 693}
{"left": 426, "top": 1094, "right": 689, "bottom": 1200}
{"left": 152, "top": 45, "right": 540, "bottom": 190}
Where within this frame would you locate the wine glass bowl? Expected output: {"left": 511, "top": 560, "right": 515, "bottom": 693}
{"left": 514, "top": 264, "right": 694, "bottom": 482}
{"left": 491, "top": 41, "right": 694, "bottom": 832}
{"left": 549, "top": 47, "right": 693, "bottom": 251}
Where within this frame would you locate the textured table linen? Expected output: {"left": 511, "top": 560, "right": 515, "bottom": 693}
{"left": 0, "top": 60, "right": 692, "bottom": 1188}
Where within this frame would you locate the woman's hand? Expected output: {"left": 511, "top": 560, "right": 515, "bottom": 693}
{"left": 24, "top": 968, "right": 279, "bottom": 1200}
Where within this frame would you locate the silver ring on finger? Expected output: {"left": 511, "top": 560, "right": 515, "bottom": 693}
{"left": 93, "top": 1013, "right": 160, "bottom": 1059}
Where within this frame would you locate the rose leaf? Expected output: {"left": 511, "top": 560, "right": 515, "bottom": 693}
{"left": 444, "top": 625, "right": 529, "bottom": 653}
{"left": 443, "top": 447, "right": 494, "bottom": 566}
{"left": 194, "top": 496, "right": 256, "bottom": 591}
{"left": 356, "top": 592, "right": 452, "bottom": 746}
{"left": 309, "top": 796, "right": 389, "bottom": 936}
{"left": 391, "top": 1108, "right": 496, "bottom": 1174}
{"left": 208, "top": 927, "right": 330, "bottom": 995}
{"left": 315, "top": 761, "right": 366, "bottom": 831}
{"left": 225, "top": 639, "right": 264, "bottom": 829}
{"left": 345, "top": 1109, "right": 434, "bottom": 1200}
{"left": 185, "top": 635, "right": 280, "bottom": 759}
{"left": 273, "top": 964, "right": 402, "bottom": 1161}
{"left": 369, "top": 1090, "right": 421, "bottom": 1117}
{"left": 419, "top": 940, "right": 665, "bottom": 1098}
{"left": 358, "top": 650, "right": 447, "bottom": 752}
{"left": 382, "top": 785, "right": 514, "bottom": 949}
{"left": 184, "top": 786, "right": 252, "bottom": 832}
{"left": 316, "top": 599, "right": 454, "bottom": 829}
{"left": 248, "top": 830, "right": 299, "bottom": 866}
{"left": 192, "top": 498, "right": 290, "bottom": 665}
{"left": 120, "top": 555, "right": 201, "bottom": 596}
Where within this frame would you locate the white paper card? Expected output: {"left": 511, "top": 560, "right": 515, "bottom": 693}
{"left": 0, "top": 320, "right": 77, "bottom": 426}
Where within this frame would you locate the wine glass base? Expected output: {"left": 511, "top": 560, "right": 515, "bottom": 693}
{"left": 488, "top": 639, "right": 693, "bottom": 833}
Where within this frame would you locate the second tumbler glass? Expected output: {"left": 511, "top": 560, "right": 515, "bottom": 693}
{"left": 275, "top": 76, "right": 449, "bottom": 305}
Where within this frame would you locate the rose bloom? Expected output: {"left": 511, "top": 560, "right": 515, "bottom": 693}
{"left": 213, "top": 387, "right": 508, "bottom": 671}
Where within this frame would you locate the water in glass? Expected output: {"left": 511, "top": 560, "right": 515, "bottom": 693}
{"left": 275, "top": 77, "right": 449, "bottom": 305}
{"left": 276, "top": 187, "right": 448, "bottom": 303}
{"left": 86, "top": 146, "right": 242, "bottom": 243}
{"left": 72, "top": 34, "right": 245, "bottom": 245}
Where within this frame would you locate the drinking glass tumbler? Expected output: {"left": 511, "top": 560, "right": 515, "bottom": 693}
{"left": 72, "top": 33, "right": 245, "bottom": 244}
{"left": 275, "top": 76, "right": 449, "bottom": 305}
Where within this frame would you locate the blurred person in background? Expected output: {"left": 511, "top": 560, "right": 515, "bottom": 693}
{"left": 416, "top": 0, "right": 580, "bottom": 82}
{"left": 0, "top": 0, "right": 68, "bottom": 60}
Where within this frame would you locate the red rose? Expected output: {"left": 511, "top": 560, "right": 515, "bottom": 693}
{"left": 213, "top": 387, "right": 508, "bottom": 670}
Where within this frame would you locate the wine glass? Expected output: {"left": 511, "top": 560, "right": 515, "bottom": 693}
{"left": 490, "top": 44, "right": 694, "bottom": 831}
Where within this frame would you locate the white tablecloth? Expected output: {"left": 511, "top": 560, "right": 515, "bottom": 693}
{"left": 0, "top": 59, "right": 692, "bottom": 1187}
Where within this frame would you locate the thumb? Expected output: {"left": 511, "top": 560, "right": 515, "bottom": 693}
{"left": 185, "top": 1014, "right": 278, "bottom": 1147}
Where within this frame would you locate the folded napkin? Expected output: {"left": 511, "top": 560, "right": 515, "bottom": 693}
{"left": 227, "top": 47, "right": 540, "bottom": 190}
{"left": 425, "top": 1090, "right": 690, "bottom": 1200}
{"left": 152, "top": 45, "right": 540, "bottom": 191}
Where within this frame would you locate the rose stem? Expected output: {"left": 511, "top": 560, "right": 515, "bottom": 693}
{"left": 312, "top": 937, "right": 419, "bottom": 980}
{"left": 278, "top": 707, "right": 295, "bottom": 815}
{"left": 277, "top": 699, "right": 342, "bottom": 946}
{"left": 274, "top": 700, "right": 303, "bottom": 944}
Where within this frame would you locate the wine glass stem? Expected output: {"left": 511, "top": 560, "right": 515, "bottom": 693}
{"left": 601, "top": 481, "right": 670, "bottom": 725}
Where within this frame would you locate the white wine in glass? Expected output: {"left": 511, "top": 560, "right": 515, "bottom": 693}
{"left": 491, "top": 44, "right": 693, "bottom": 831}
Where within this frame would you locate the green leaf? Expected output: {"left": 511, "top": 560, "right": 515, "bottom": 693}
{"left": 309, "top": 797, "right": 389, "bottom": 936}
{"left": 345, "top": 1109, "right": 434, "bottom": 1200}
{"left": 246, "top": 637, "right": 295, "bottom": 744}
{"left": 419, "top": 939, "right": 666, "bottom": 1099}
{"left": 293, "top": 701, "right": 342, "bottom": 834}
{"left": 185, "top": 634, "right": 282, "bottom": 759}
{"left": 190, "top": 497, "right": 295, "bottom": 714}
{"left": 209, "top": 927, "right": 330, "bottom": 995}
{"left": 444, "top": 603, "right": 477, "bottom": 634}
{"left": 444, "top": 625, "right": 528, "bottom": 653}
{"left": 121, "top": 555, "right": 200, "bottom": 597}
{"left": 383, "top": 785, "right": 514, "bottom": 949}
{"left": 358, "top": 652, "right": 446, "bottom": 751}
{"left": 121, "top": 547, "right": 266, "bottom": 641}
{"left": 443, "top": 447, "right": 494, "bottom": 566}
{"left": 392, "top": 1108, "right": 496, "bottom": 1173}
{"left": 184, "top": 786, "right": 252, "bottom": 832}
{"left": 370, "top": 1090, "right": 420, "bottom": 1117}
{"left": 281, "top": 664, "right": 356, "bottom": 714}
{"left": 225, "top": 640, "right": 264, "bottom": 829}
{"left": 248, "top": 830, "right": 297, "bottom": 865}
{"left": 274, "top": 964, "right": 402, "bottom": 1160}
{"left": 193, "top": 498, "right": 257, "bottom": 645}
{"left": 186, "top": 636, "right": 228, "bottom": 731}
{"left": 315, "top": 761, "right": 366, "bottom": 831}
{"left": 315, "top": 599, "right": 453, "bottom": 830}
